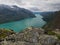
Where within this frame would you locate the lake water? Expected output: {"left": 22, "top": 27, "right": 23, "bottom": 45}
{"left": 0, "top": 14, "right": 46, "bottom": 32}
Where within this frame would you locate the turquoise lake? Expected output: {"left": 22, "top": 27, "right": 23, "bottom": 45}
{"left": 0, "top": 14, "right": 46, "bottom": 32}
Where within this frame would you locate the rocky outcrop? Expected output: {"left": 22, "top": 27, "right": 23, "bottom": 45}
{"left": 0, "top": 27, "right": 60, "bottom": 45}
{"left": 0, "top": 28, "right": 15, "bottom": 41}
{"left": 0, "top": 4, "right": 35, "bottom": 23}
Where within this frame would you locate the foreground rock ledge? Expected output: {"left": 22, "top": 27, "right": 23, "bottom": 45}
{"left": 0, "top": 27, "right": 60, "bottom": 45}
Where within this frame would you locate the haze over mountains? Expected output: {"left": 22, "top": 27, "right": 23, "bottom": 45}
{"left": 0, "top": 4, "right": 35, "bottom": 23}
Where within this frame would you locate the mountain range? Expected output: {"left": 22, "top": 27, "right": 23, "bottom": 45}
{"left": 0, "top": 4, "right": 35, "bottom": 23}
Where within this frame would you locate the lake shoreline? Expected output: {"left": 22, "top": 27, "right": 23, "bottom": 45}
{"left": 0, "top": 14, "right": 46, "bottom": 32}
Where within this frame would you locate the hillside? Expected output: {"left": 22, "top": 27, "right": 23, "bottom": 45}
{"left": 43, "top": 11, "right": 60, "bottom": 30}
{"left": 0, "top": 4, "right": 35, "bottom": 23}
{"left": 40, "top": 12, "right": 55, "bottom": 22}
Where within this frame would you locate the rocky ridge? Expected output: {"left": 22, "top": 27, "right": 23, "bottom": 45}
{"left": 0, "top": 27, "right": 60, "bottom": 45}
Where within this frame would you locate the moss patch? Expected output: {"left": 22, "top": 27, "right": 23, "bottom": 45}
{"left": 0, "top": 28, "right": 15, "bottom": 39}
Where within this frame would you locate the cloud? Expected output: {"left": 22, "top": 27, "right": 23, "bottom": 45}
{"left": 0, "top": 0, "right": 15, "bottom": 5}
{"left": 0, "top": 0, "right": 60, "bottom": 12}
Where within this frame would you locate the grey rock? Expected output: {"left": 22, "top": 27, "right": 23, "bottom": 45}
{"left": 39, "top": 35, "right": 58, "bottom": 45}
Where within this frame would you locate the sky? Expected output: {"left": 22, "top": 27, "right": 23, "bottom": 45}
{"left": 0, "top": 0, "right": 60, "bottom": 12}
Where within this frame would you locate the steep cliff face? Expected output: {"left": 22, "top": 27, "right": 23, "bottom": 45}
{"left": 44, "top": 11, "right": 60, "bottom": 30}
{"left": 40, "top": 12, "right": 55, "bottom": 22}
{"left": 0, "top": 4, "right": 35, "bottom": 23}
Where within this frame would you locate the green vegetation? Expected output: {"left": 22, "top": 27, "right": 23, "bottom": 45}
{"left": 44, "top": 29, "right": 60, "bottom": 40}
{"left": 44, "top": 28, "right": 55, "bottom": 35}
{"left": 47, "top": 31, "right": 56, "bottom": 35}
{"left": 56, "top": 34, "right": 60, "bottom": 40}
{"left": 0, "top": 28, "right": 15, "bottom": 39}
